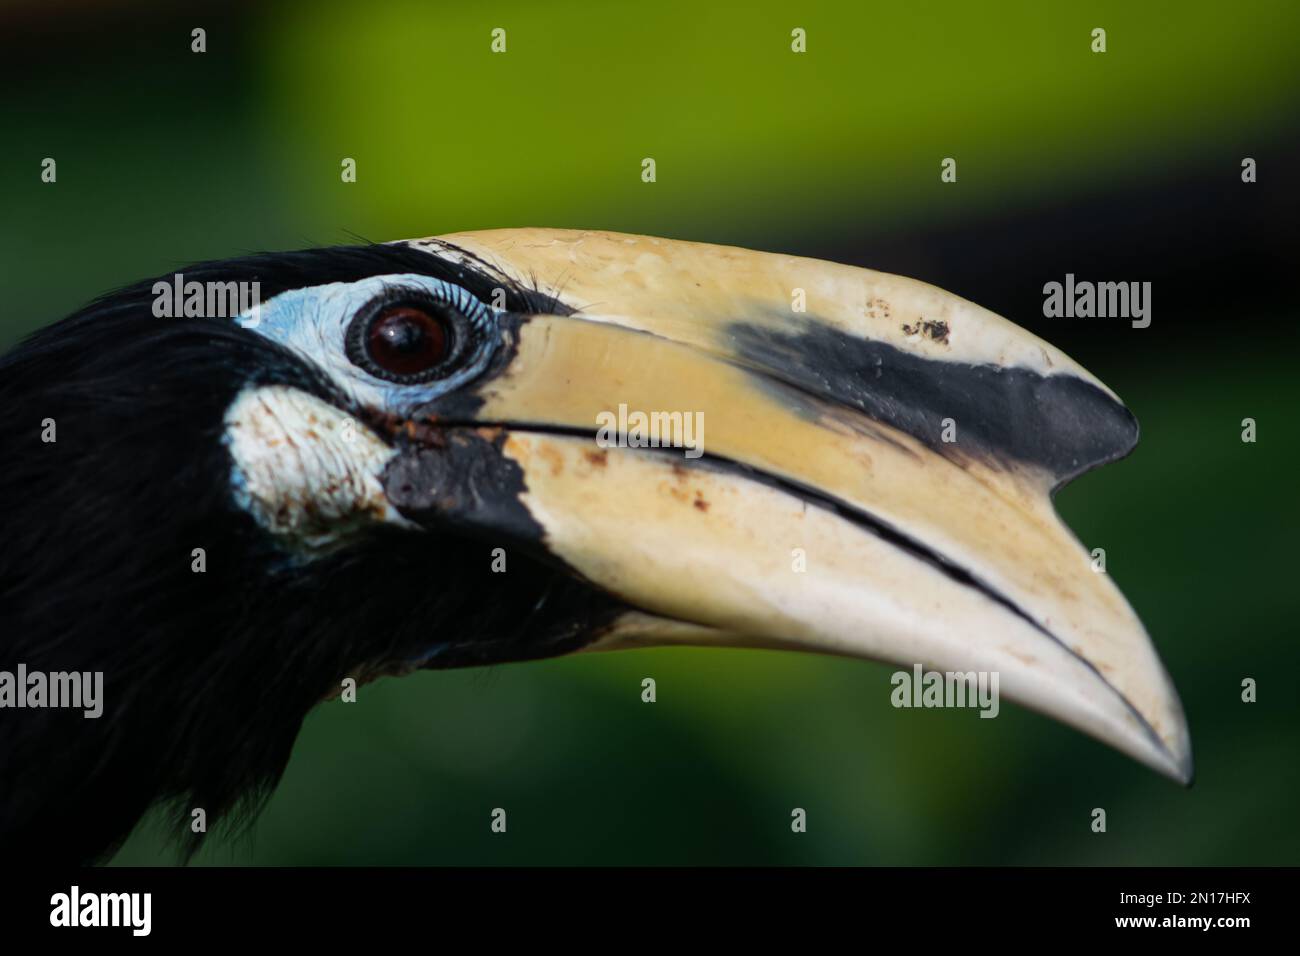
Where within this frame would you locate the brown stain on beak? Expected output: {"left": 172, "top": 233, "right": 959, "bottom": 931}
{"left": 901, "top": 318, "right": 950, "bottom": 345}
{"left": 538, "top": 443, "right": 565, "bottom": 476}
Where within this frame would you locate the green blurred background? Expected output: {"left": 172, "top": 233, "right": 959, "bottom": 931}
{"left": 2, "top": 0, "right": 1297, "bottom": 864}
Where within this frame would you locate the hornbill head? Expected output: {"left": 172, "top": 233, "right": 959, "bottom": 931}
{"left": 0, "top": 229, "right": 1190, "bottom": 862}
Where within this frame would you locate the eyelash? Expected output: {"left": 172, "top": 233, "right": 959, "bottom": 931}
{"left": 410, "top": 238, "right": 576, "bottom": 316}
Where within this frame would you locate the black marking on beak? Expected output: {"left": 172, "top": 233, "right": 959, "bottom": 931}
{"left": 729, "top": 319, "right": 1139, "bottom": 488}
{"left": 382, "top": 428, "right": 545, "bottom": 545}
{"left": 377, "top": 427, "right": 630, "bottom": 669}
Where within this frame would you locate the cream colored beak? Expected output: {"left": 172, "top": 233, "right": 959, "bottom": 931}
{"left": 393, "top": 229, "right": 1192, "bottom": 784}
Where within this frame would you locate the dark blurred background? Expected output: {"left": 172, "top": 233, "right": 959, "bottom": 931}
{"left": 1, "top": 0, "right": 1297, "bottom": 864}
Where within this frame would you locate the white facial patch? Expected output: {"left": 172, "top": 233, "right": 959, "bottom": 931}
{"left": 224, "top": 384, "right": 413, "bottom": 555}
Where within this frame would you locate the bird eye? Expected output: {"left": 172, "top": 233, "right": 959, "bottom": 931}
{"left": 366, "top": 306, "right": 448, "bottom": 376}
{"left": 345, "top": 295, "right": 468, "bottom": 383}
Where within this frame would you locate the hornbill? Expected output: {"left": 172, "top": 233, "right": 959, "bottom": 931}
{"left": 0, "top": 229, "right": 1191, "bottom": 863}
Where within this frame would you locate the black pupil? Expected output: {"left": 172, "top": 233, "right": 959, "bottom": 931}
{"left": 367, "top": 306, "right": 448, "bottom": 376}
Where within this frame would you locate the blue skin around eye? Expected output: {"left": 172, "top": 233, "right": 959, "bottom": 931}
{"left": 240, "top": 273, "right": 502, "bottom": 414}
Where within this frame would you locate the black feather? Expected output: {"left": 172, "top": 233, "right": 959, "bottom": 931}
{"left": 0, "top": 243, "right": 612, "bottom": 864}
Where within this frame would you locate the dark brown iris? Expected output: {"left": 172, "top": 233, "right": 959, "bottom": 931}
{"left": 366, "top": 306, "right": 449, "bottom": 376}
